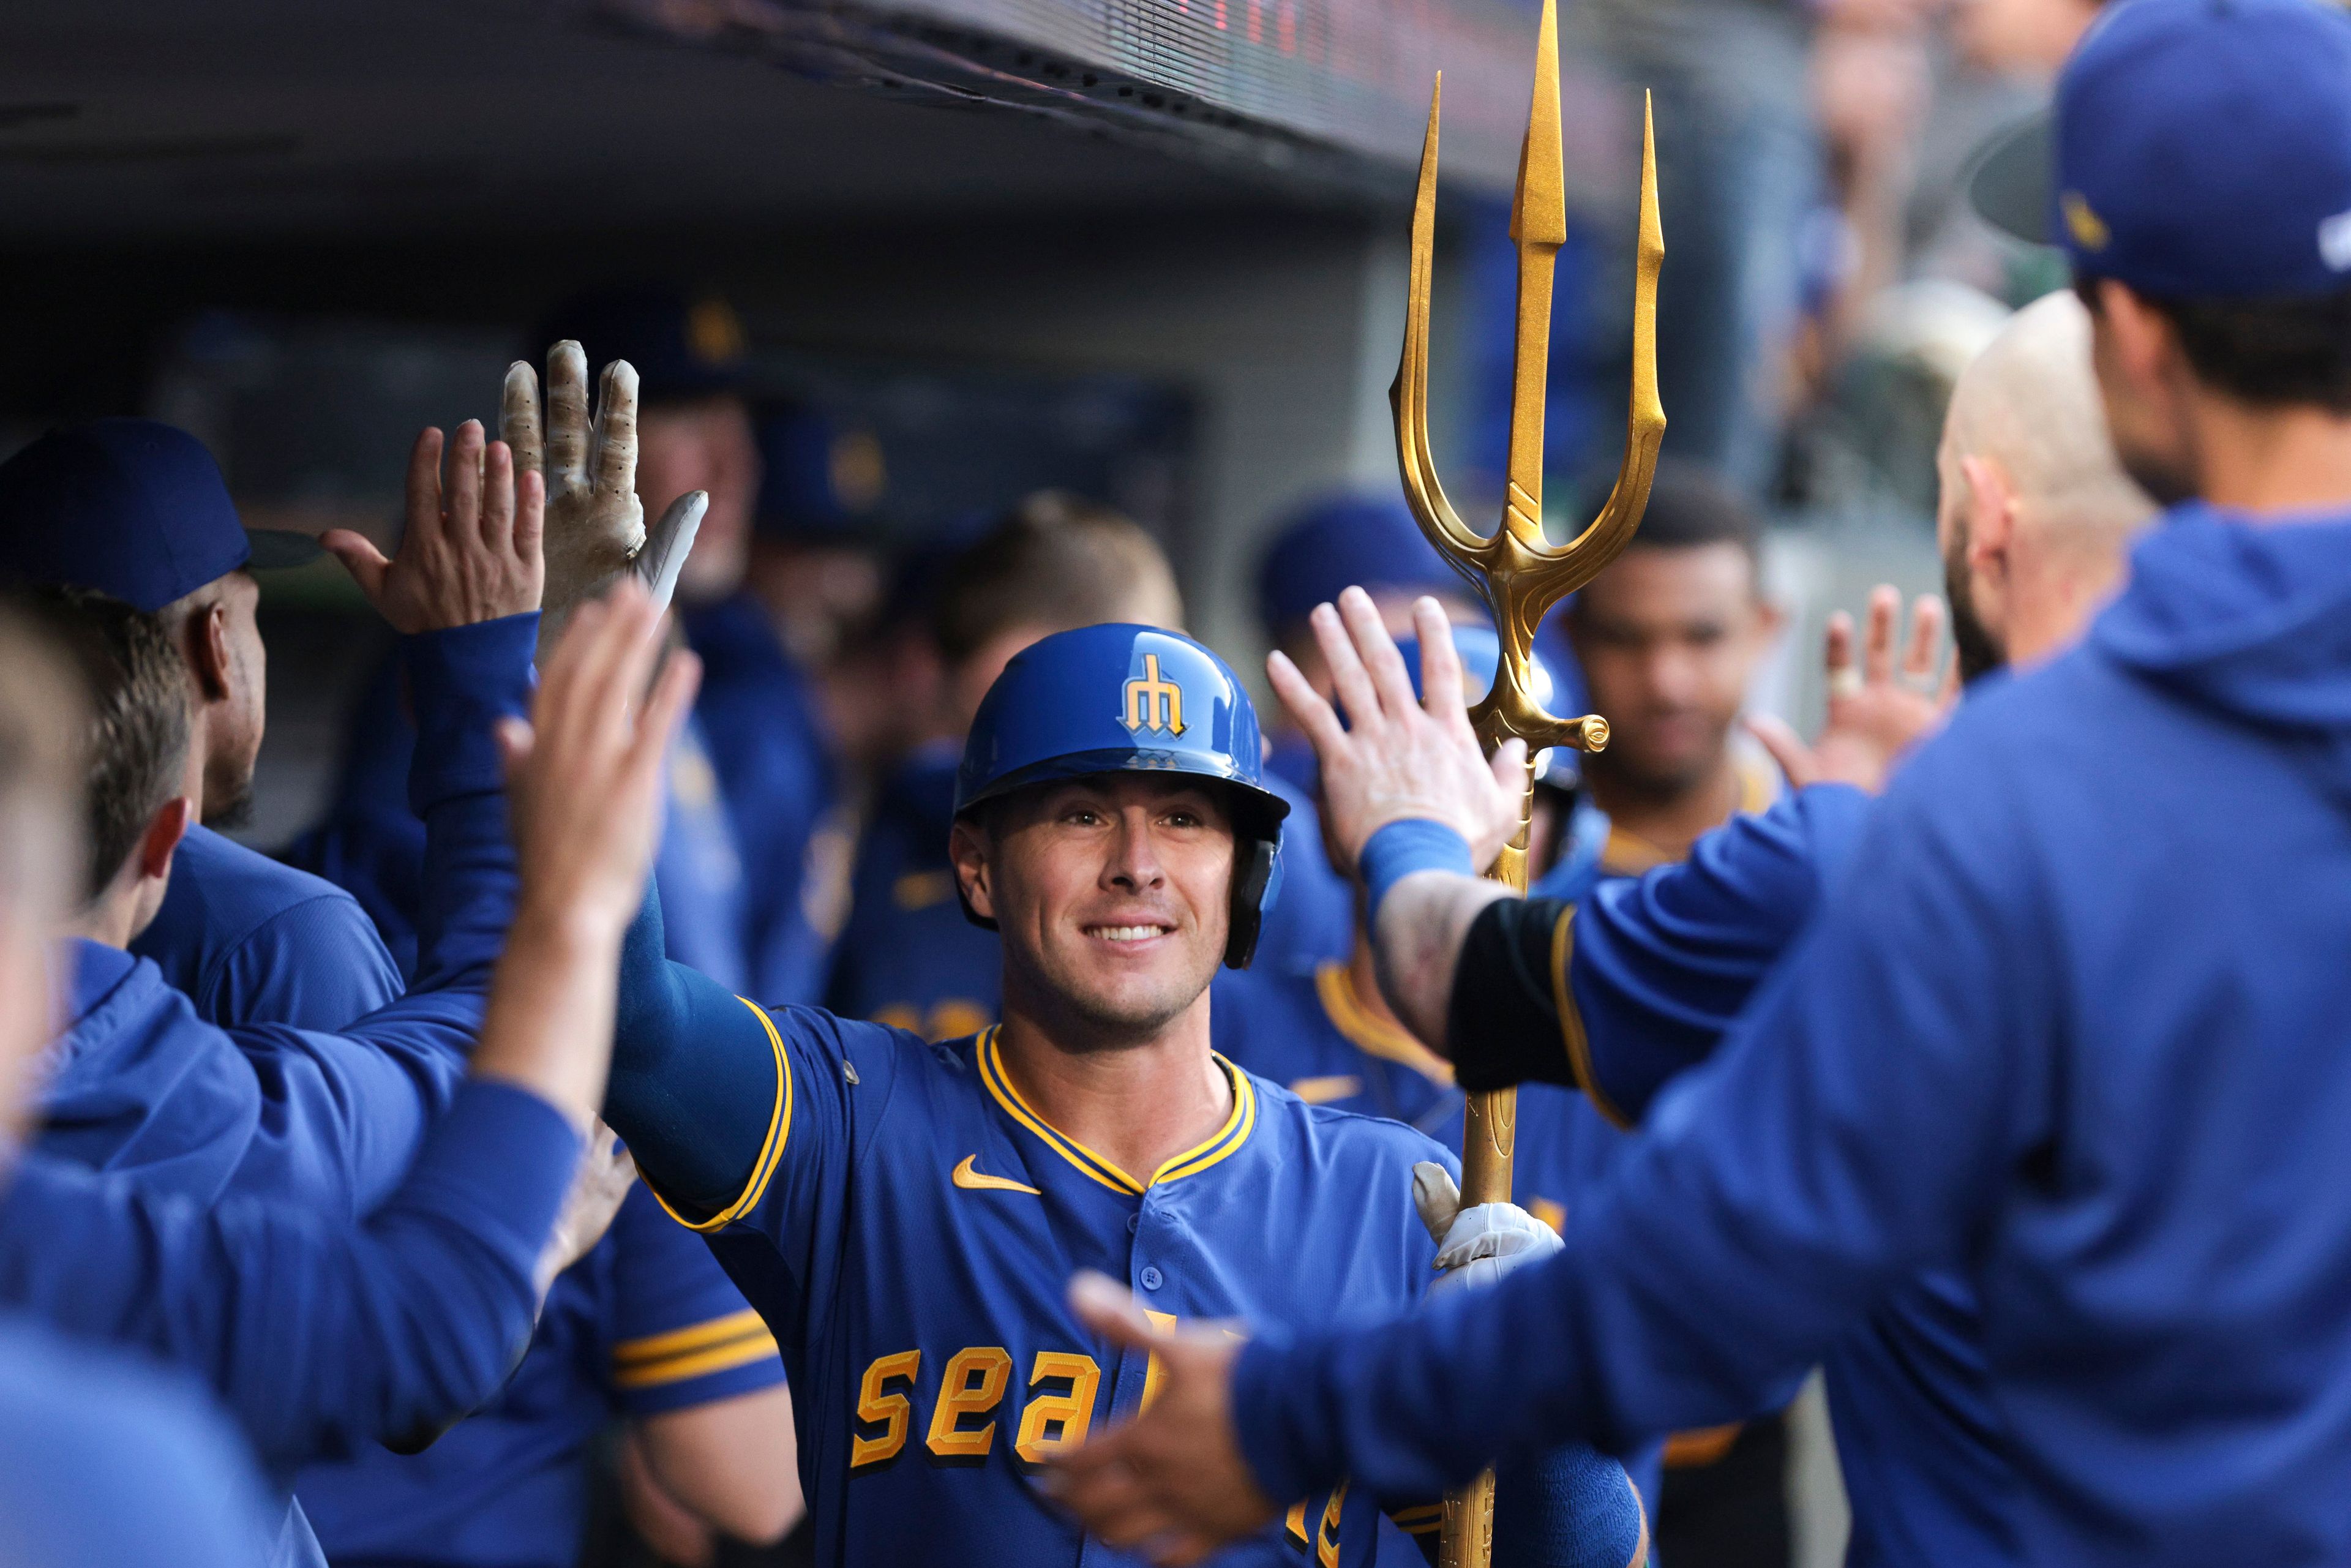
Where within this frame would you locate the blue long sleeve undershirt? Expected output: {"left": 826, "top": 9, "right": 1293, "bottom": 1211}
{"left": 606, "top": 879, "right": 782, "bottom": 1217}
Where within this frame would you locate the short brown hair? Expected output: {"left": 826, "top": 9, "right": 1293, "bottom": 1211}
{"left": 29, "top": 588, "right": 189, "bottom": 901}
{"left": 0, "top": 596, "right": 88, "bottom": 917}
{"left": 2076, "top": 276, "right": 2351, "bottom": 414}
{"left": 929, "top": 492, "right": 1183, "bottom": 666}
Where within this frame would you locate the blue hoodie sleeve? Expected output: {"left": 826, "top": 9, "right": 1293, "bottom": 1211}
{"left": 1449, "top": 786, "right": 1871, "bottom": 1125}
{"left": 1229, "top": 759, "right": 2058, "bottom": 1503}
{"left": 0, "top": 1079, "right": 579, "bottom": 1472}
{"left": 220, "top": 614, "right": 535, "bottom": 1213}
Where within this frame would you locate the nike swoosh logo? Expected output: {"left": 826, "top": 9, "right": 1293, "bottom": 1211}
{"left": 952, "top": 1155, "right": 1041, "bottom": 1196}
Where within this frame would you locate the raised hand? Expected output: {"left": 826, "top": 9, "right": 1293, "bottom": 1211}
{"left": 1267, "top": 587, "right": 1524, "bottom": 877}
{"left": 502, "top": 342, "right": 707, "bottom": 665}
{"left": 323, "top": 421, "right": 544, "bottom": 633}
{"left": 1748, "top": 585, "right": 1953, "bottom": 793}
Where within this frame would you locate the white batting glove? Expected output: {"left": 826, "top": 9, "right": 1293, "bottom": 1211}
{"left": 503, "top": 341, "right": 706, "bottom": 666}
{"left": 1413, "top": 1161, "right": 1563, "bottom": 1296}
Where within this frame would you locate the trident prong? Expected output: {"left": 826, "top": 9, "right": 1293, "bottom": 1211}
{"left": 1392, "top": 9, "right": 1665, "bottom": 775}
{"left": 1398, "top": 15, "right": 1662, "bottom": 1566}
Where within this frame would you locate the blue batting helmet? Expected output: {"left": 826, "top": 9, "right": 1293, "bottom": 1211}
{"left": 954, "top": 624, "right": 1292, "bottom": 968}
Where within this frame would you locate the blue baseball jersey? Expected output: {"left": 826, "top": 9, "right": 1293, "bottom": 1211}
{"left": 135, "top": 823, "right": 403, "bottom": 1031}
{"left": 689, "top": 593, "right": 852, "bottom": 1006}
{"left": 650, "top": 1012, "right": 1455, "bottom": 1566}
{"left": 296, "top": 1184, "right": 785, "bottom": 1568}
{"left": 825, "top": 746, "right": 1000, "bottom": 1039}
{"left": 281, "top": 661, "right": 787, "bottom": 1568}
{"left": 0, "top": 1312, "right": 280, "bottom": 1568}
{"left": 1212, "top": 959, "right": 1460, "bottom": 1136}
{"left": 653, "top": 719, "right": 753, "bottom": 996}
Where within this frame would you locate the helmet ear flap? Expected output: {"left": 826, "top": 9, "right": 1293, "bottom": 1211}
{"left": 1223, "top": 835, "right": 1281, "bottom": 969}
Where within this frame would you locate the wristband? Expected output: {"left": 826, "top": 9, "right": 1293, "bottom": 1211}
{"left": 1361, "top": 819, "right": 1475, "bottom": 926}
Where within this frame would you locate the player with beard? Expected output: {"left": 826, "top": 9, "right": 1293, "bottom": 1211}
{"left": 1046, "top": 4, "right": 2351, "bottom": 1562}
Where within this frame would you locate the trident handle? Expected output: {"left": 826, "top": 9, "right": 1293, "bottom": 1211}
{"left": 1389, "top": 4, "right": 1663, "bottom": 1560}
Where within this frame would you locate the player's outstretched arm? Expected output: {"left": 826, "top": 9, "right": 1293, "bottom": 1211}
{"left": 1265, "top": 587, "right": 1521, "bottom": 1052}
{"left": 0, "top": 592, "right": 699, "bottom": 1468}
{"left": 602, "top": 876, "right": 789, "bottom": 1219}
{"left": 214, "top": 422, "right": 549, "bottom": 1210}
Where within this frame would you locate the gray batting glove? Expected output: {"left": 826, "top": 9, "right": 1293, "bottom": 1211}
{"left": 1413, "top": 1160, "right": 1564, "bottom": 1296}
{"left": 503, "top": 341, "right": 705, "bottom": 666}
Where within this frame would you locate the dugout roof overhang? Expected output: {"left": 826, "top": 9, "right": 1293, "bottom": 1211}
{"left": 0, "top": 0, "right": 1627, "bottom": 242}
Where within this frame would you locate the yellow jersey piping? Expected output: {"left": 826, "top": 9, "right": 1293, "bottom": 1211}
{"left": 613, "top": 1308, "right": 768, "bottom": 1365}
{"left": 977, "top": 1028, "right": 1256, "bottom": 1191}
{"left": 612, "top": 1310, "right": 779, "bottom": 1389}
{"left": 1550, "top": 907, "right": 1630, "bottom": 1130}
{"left": 1314, "top": 963, "right": 1454, "bottom": 1086}
{"left": 650, "top": 997, "right": 794, "bottom": 1232}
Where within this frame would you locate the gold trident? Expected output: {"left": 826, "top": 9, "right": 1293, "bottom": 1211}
{"left": 1393, "top": 2, "right": 1663, "bottom": 1561}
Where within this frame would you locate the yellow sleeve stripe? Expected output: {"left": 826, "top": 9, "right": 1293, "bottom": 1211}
{"left": 1550, "top": 907, "right": 1630, "bottom": 1130}
{"left": 1387, "top": 1504, "right": 1444, "bottom": 1526}
{"left": 613, "top": 1308, "right": 768, "bottom": 1366}
{"left": 611, "top": 1322, "right": 781, "bottom": 1390}
{"left": 647, "top": 997, "right": 795, "bottom": 1234}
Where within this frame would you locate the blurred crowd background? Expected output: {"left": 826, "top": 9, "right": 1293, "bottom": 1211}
{"left": 0, "top": 0, "right": 2104, "bottom": 1563}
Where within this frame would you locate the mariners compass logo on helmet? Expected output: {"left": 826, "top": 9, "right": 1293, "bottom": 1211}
{"left": 954, "top": 624, "right": 1289, "bottom": 967}
{"left": 1122, "top": 653, "right": 1187, "bottom": 737}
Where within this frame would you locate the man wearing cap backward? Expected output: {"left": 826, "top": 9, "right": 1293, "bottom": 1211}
{"left": 1042, "top": 2, "right": 2351, "bottom": 1563}
{"left": 587, "top": 621, "right": 1651, "bottom": 1564}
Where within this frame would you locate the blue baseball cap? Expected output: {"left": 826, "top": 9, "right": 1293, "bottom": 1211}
{"left": 533, "top": 285, "right": 748, "bottom": 403}
{"left": 0, "top": 419, "right": 264, "bottom": 612}
{"left": 1971, "top": 0, "right": 2351, "bottom": 299}
{"left": 1256, "top": 492, "right": 1469, "bottom": 636}
{"left": 755, "top": 403, "right": 887, "bottom": 541}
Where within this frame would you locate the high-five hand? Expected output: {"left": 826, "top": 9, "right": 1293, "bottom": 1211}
{"left": 322, "top": 421, "right": 544, "bottom": 632}
{"left": 1265, "top": 587, "right": 1523, "bottom": 878}
{"left": 1044, "top": 1274, "right": 1270, "bottom": 1565}
{"left": 1747, "top": 584, "right": 1952, "bottom": 793}
{"left": 502, "top": 341, "right": 706, "bottom": 664}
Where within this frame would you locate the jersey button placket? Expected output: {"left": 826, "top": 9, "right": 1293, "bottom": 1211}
{"left": 1138, "top": 1264, "right": 1164, "bottom": 1291}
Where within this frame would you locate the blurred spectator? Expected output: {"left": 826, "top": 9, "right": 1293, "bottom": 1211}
{"left": 1569, "top": 0, "right": 1934, "bottom": 500}
{"left": 1949, "top": 0, "right": 2107, "bottom": 75}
